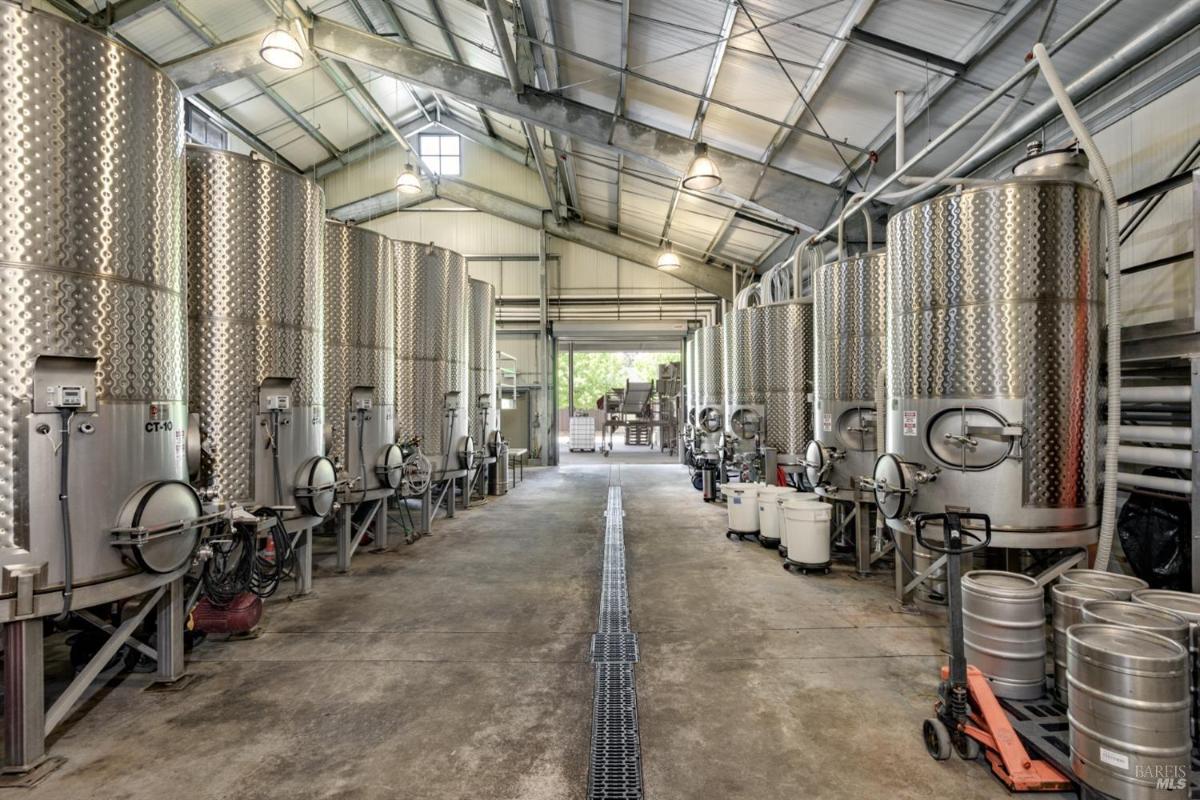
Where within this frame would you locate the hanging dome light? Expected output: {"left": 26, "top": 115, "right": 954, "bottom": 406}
{"left": 682, "top": 142, "right": 721, "bottom": 191}
{"left": 395, "top": 162, "right": 422, "bottom": 195}
{"left": 260, "top": 20, "right": 304, "bottom": 70}
{"left": 656, "top": 243, "right": 681, "bottom": 271}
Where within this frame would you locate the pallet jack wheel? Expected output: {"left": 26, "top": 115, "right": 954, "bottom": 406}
{"left": 923, "top": 718, "right": 951, "bottom": 761}
{"left": 954, "top": 731, "right": 981, "bottom": 761}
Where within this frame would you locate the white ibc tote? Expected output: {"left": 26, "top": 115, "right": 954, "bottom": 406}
{"left": 756, "top": 485, "right": 796, "bottom": 548}
{"left": 725, "top": 483, "right": 765, "bottom": 539}
{"left": 781, "top": 496, "right": 832, "bottom": 573}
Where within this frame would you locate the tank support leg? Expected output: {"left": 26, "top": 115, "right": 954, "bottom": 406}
{"left": 155, "top": 577, "right": 185, "bottom": 684}
{"left": 462, "top": 474, "right": 471, "bottom": 510}
{"left": 895, "top": 530, "right": 915, "bottom": 606}
{"left": 855, "top": 502, "right": 872, "bottom": 577}
{"left": 292, "top": 527, "right": 312, "bottom": 597}
{"left": 3, "top": 619, "right": 45, "bottom": 772}
{"left": 337, "top": 505, "right": 352, "bottom": 573}
{"left": 420, "top": 485, "right": 433, "bottom": 535}
{"left": 372, "top": 499, "right": 388, "bottom": 551}
{"left": 447, "top": 479, "right": 457, "bottom": 519}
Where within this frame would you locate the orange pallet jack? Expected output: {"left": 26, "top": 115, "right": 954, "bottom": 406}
{"left": 915, "top": 512, "right": 1071, "bottom": 793}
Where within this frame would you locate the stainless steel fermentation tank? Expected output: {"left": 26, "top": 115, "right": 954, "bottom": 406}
{"left": 873, "top": 151, "right": 1103, "bottom": 562}
{"left": 807, "top": 250, "right": 887, "bottom": 495}
{"left": 393, "top": 241, "right": 471, "bottom": 480}
{"left": 0, "top": 5, "right": 201, "bottom": 770}
{"left": 187, "top": 148, "right": 335, "bottom": 525}
{"left": 723, "top": 303, "right": 812, "bottom": 471}
{"left": 692, "top": 325, "right": 724, "bottom": 457}
{"left": 323, "top": 222, "right": 403, "bottom": 496}
{"left": 468, "top": 279, "right": 498, "bottom": 448}
{"left": 760, "top": 301, "right": 814, "bottom": 468}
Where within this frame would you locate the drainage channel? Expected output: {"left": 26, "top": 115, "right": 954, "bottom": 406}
{"left": 587, "top": 472, "right": 644, "bottom": 800}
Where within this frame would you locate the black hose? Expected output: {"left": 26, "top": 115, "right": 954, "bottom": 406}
{"left": 56, "top": 409, "right": 75, "bottom": 620}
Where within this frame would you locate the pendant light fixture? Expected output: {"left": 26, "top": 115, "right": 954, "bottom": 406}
{"left": 395, "top": 162, "right": 422, "bottom": 195}
{"left": 681, "top": 142, "right": 721, "bottom": 191}
{"left": 656, "top": 242, "right": 681, "bottom": 271}
{"left": 259, "top": 19, "right": 305, "bottom": 70}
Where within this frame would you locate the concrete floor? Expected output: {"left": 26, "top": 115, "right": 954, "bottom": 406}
{"left": 21, "top": 465, "right": 1011, "bottom": 799}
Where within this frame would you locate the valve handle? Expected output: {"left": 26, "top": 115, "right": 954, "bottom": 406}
{"left": 913, "top": 511, "right": 991, "bottom": 555}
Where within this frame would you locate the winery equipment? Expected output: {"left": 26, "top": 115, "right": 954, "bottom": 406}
{"left": 186, "top": 147, "right": 335, "bottom": 595}
{"left": 691, "top": 325, "right": 724, "bottom": 499}
{"left": 806, "top": 250, "right": 887, "bottom": 576}
{"left": 1131, "top": 589, "right": 1200, "bottom": 743}
{"left": 874, "top": 149, "right": 1103, "bottom": 603}
{"left": 394, "top": 241, "right": 471, "bottom": 530}
{"left": 722, "top": 306, "right": 764, "bottom": 468}
{"left": 780, "top": 499, "right": 833, "bottom": 574}
{"left": 725, "top": 483, "right": 763, "bottom": 539}
{"left": 1067, "top": 625, "right": 1192, "bottom": 798}
{"left": 1050, "top": 584, "right": 1116, "bottom": 703}
{"left": 918, "top": 512, "right": 1069, "bottom": 790}
{"left": 683, "top": 331, "right": 697, "bottom": 463}
{"left": 0, "top": 5, "right": 208, "bottom": 772}
{"left": 323, "top": 222, "right": 403, "bottom": 572}
{"left": 467, "top": 279, "right": 498, "bottom": 500}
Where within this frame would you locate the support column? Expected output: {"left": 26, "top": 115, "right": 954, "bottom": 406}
{"left": 421, "top": 484, "right": 433, "bottom": 534}
{"left": 447, "top": 479, "right": 457, "bottom": 518}
{"left": 3, "top": 619, "right": 44, "bottom": 772}
{"left": 155, "top": 576, "right": 186, "bottom": 684}
{"left": 895, "top": 528, "right": 915, "bottom": 606}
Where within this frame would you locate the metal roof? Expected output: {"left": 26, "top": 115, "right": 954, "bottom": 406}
{"left": 64, "top": 0, "right": 1200, "bottom": 272}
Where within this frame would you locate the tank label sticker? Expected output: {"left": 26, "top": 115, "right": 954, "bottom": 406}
{"left": 174, "top": 429, "right": 185, "bottom": 470}
{"left": 902, "top": 410, "right": 918, "bottom": 437}
{"left": 1099, "top": 747, "right": 1130, "bottom": 771}
{"left": 732, "top": 497, "right": 741, "bottom": 505}
{"left": 822, "top": 413, "right": 832, "bottom": 432}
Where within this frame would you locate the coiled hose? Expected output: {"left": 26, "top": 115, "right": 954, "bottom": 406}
{"left": 1032, "top": 42, "right": 1121, "bottom": 570}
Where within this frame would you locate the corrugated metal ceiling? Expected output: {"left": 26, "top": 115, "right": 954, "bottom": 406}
{"left": 80, "top": 0, "right": 1195, "bottom": 272}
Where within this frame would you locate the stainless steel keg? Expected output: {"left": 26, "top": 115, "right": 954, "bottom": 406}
{"left": 1051, "top": 584, "right": 1116, "bottom": 704}
{"left": 1060, "top": 569, "right": 1149, "bottom": 601}
{"left": 962, "top": 571, "right": 1046, "bottom": 700}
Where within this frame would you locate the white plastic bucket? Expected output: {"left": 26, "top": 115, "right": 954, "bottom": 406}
{"left": 756, "top": 485, "right": 796, "bottom": 542}
{"left": 726, "top": 483, "right": 765, "bottom": 534}
{"left": 781, "top": 497, "right": 831, "bottom": 566}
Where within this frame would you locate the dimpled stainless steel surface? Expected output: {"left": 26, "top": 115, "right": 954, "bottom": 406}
{"left": 468, "top": 279, "right": 497, "bottom": 443}
{"left": 323, "top": 222, "right": 395, "bottom": 487}
{"left": 813, "top": 251, "right": 886, "bottom": 487}
{"left": 187, "top": 148, "right": 325, "bottom": 506}
{"left": 760, "top": 301, "right": 813, "bottom": 461}
{"left": 694, "top": 326, "right": 723, "bottom": 413}
{"left": 394, "top": 242, "right": 470, "bottom": 465}
{"left": 723, "top": 308, "right": 765, "bottom": 452}
{"left": 884, "top": 176, "right": 1102, "bottom": 541}
{"left": 0, "top": 6, "right": 190, "bottom": 596}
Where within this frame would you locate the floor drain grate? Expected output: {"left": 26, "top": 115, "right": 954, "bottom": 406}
{"left": 587, "top": 480, "right": 643, "bottom": 799}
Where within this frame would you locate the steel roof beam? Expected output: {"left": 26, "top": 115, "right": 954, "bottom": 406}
{"left": 517, "top": 0, "right": 581, "bottom": 219}
{"left": 167, "top": 2, "right": 345, "bottom": 163}
{"left": 328, "top": 178, "right": 731, "bottom": 298}
{"left": 425, "top": 0, "right": 497, "bottom": 137}
{"left": 310, "top": 15, "right": 843, "bottom": 232}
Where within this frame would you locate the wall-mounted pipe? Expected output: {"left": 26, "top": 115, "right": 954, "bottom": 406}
{"left": 1104, "top": 425, "right": 1193, "bottom": 446}
{"left": 1107, "top": 385, "right": 1191, "bottom": 403}
{"left": 1118, "top": 472, "right": 1193, "bottom": 496}
{"left": 894, "top": 90, "right": 905, "bottom": 167}
{"left": 1118, "top": 445, "right": 1190, "bottom": 470}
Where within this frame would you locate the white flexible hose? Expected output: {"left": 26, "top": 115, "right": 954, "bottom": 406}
{"left": 1032, "top": 43, "right": 1120, "bottom": 571}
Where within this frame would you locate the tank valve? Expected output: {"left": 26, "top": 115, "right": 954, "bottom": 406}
{"left": 915, "top": 467, "right": 941, "bottom": 484}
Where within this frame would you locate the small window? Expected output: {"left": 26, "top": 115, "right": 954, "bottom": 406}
{"left": 185, "top": 103, "right": 227, "bottom": 149}
{"left": 418, "top": 133, "right": 462, "bottom": 176}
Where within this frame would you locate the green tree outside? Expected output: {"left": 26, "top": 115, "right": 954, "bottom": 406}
{"left": 557, "top": 351, "right": 678, "bottom": 411}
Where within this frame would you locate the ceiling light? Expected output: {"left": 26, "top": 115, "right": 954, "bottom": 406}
{"left": 260, "top": 20, "right": 304, "bottom": 70}
{"left": 395, "top": 163, "right": 422, "bottom": 195}
{"left": 656, "top": 243, "right": 681, "bottom": 271}
{"left": 682, "top": 142, "right": 721, "bottom": 191}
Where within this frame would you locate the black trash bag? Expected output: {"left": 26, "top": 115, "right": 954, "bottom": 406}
{"left": 1118, "top": 467, "right": 1191, "bottom": 591}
